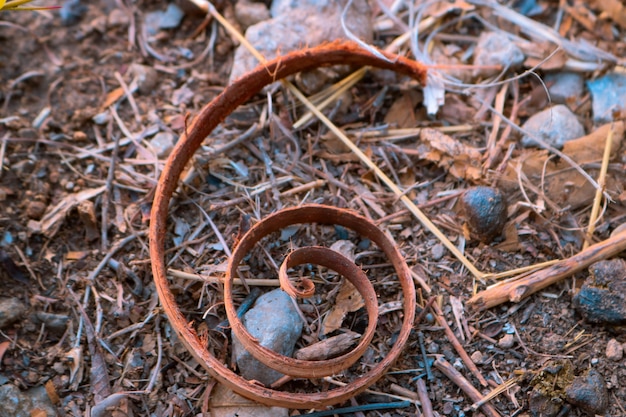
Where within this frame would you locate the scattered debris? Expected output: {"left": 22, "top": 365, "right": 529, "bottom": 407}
{"left": 573, "top": 259, "right": 626, "bottom": 326}
{"left": 461, "top": 186, "right": 508, "bottom": 243}
{"left": 232, "top": 289, "right": 303, "bottom": 386}
{"left": 520, "top": 104, "right": 585, "bottom": 149}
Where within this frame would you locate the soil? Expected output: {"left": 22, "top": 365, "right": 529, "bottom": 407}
{"left": 0, "top": 1, "right": 625, "bottom": 416}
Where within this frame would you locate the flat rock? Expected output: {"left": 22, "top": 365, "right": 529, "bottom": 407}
{"left": 587, "top": 72, "right": 626, "bottom": 123}
{"left": 232, "top": 289, "right": 303, "bottom": 386}
{"left": 520, "top": 104, "right": 584, "bottom": 149}
{"left": 572, "top": 259, "right": 626, "bottom": 326}
{"left": 0, "top": 298, "right": 27, "bottom": 330}
{"left": 229, "top": 0, "right": 372, "bottom": 83}
{"left": 473, "top": 32, "right": 524, "bottom": 78}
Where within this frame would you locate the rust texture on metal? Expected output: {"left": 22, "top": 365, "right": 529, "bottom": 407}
{"left": 149, "top": 41, "right": 427, "bottom": 408}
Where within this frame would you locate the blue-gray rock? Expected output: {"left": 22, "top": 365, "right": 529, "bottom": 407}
{"left": 60, "top": 0, "right": 87, "bottom": 26}
{"left": 573, "top": 259, "right": 626, "bottom": 326}
{"left": 565, "top": 369, "right": 609, "bottom": 415}
{"left": 0, "top": 384, "right": 56, "bottom": 417}
{"left": 544, "top": 72, "right": 584, "bottom": 105}
{"left": 232, "top": 289, "right": 303, "bottom": 386}
{"left": 229, "top": 0, "right": 372, "bottom": 83}
{"left": 144, "top": 4, "right": 185, "bottom": 35}
{"left": 520, "top": 105, "right": 584, "bottom": 149}
{"left": 473, "top": 32, "right": 524, "bottom": 78}
{"left": 587, "top": 72, "right": 626, "bottom": 123}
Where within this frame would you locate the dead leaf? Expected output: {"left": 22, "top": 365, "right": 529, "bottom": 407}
{"left": 101, "top": 88, "right": 125, "bottom": 109}
{"left": 384, "top": 92, "right": 418, "bottom": 128}
{"left": 592, "top": 0, "right": 626, "bottom": 29}
{"left": 414, "top": 129, "right": 482, "bottom": 181}
{"left": 29, "top": 186, "right": 106, "bottom": 238}
{"left": 499, "top": 122, "right": 624, "bottom": 209}
{"left": 210, "top": 383, "right": 289, "bottom": 417}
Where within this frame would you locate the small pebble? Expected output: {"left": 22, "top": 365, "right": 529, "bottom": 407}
{"left": 470, "top": 350, "right": 485, "bottom": 364}
{"left": 131, "top": 64, "right": 158, "bottom": 95}
{"left": 235, "top": 0, "right": 270, "bottom": 29}
{"left": 520, "top": 104, "right": 584, "bottom": 149}
{"left": 107, "top": 8, "right": 130, "bottom": 27}
{"left": 565, "top": 369, "right": 609, "bottom": 416}
{"left": 498, "top": 334, "right": 515, "bottom": 349}
{"left": 150, "top": 132, "right": 176, "bottom": 158}
{"left": 25, "top": 201, "right": 47, "bottom": 220}
{"left": 606, "top": 338, "right": 623, "bottom": 361}
{"left": 461, "top": 186, "right": 508, "bottom": 243}
{"left": 473, "top": 32, "right": 524, "bottom": 78}
{"left": 431, "top": 243, "right": 445, "bottom": 261}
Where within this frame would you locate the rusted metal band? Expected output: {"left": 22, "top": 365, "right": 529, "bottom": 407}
{"left": 149, "top": 40, "right": 426, "bottom": 408}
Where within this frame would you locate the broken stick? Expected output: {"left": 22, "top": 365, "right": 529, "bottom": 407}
{"left": 468, "top": 228, "right": 626, "bottom": 311}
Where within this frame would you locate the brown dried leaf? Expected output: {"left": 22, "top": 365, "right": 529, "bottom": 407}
{"left": 321, "top": 280, "right": 364, "bottom": 335}
{"left": 418, "top": 128, "right": 482, "bottom": 181}
{"left": 592, "top": 0, "right": 626, "bottom": 29}
{"left": 28, "top": 186, "right": 106, "bottom": 238}
{"left": 210, "top": 384, "right": 289, "bottom": 417}
{"left": 500, "top": 122, "right": 624, "bottom": 209}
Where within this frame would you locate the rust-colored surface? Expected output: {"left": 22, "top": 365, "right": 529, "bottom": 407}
{"left": 149, "top": 41, "right": 427, "bottom": 408}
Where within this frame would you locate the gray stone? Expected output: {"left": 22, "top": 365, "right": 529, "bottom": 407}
{"left": 431, "top": 243, "right": 445, "bottom": 261}
{"left": 130, "top": 64, "right": 158, "bottom": 95}
{"left": 544, "top": 72, "right": 584, "bottom": 105}
{"left": 232, "top": 289, "right": 303, "bottom": 386}
{"left": 520, "top": 105, "right": 584, "bottom": 149}
{"left": 498, "top": 334, "right": 515, "bottom": 349}
{"left": 150, "top": 132, "right": 176, "bottom": 158}
{"left": 587, "top": 72, "right": 626, "bottom": 123}
{"left": 144, "top": 3, "right": 185, "bottom": 35}
{"left": 473, "top": 32, "right": 524, "bottom": 78}
{"left": 0, "top": 298, "right": 27, "bottom": 329}
{"left": 605, "top": 338, "right": 623, "bottom": 361}
{"left": 235, "top": 0, "right": 270, "bottom": 30}
{"left": 0, "top": 384, "right": 56, "bottom": 417}
{"left": 565, "top": 369, "right": 609, "bottom": 416}
{"left": 229, "top": 0, "right": 372, "bottom": 83}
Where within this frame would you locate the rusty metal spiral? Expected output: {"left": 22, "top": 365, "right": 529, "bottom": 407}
{"left": 149, "top": 40, "right": 427, "bottom": 408}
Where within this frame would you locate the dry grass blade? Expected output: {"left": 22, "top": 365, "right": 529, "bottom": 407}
{"left": 583, "top": 125, "right": 615, "bottom": 249}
